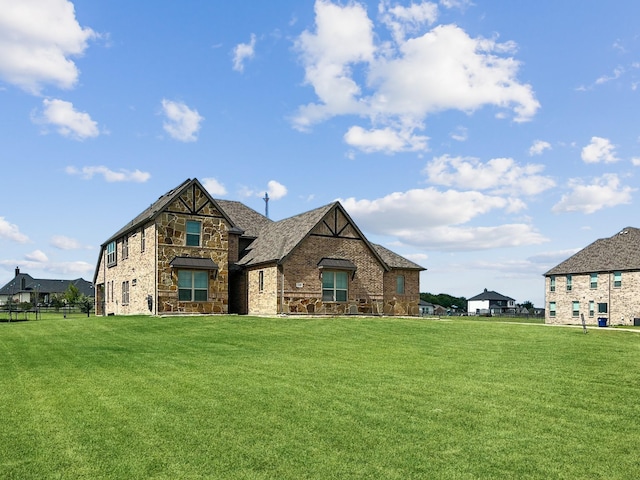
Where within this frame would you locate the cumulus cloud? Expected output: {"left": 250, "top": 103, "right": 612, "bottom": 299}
{"left": 25, "top": 249, "right": 48, "bottom": 262}
{"left": 50, "top": 235, "right": 91, "bottom": 250}
{"left": 66, "top": 165, "right": 150, "bottom": 182}
{"left": 423, "top": 154, "right": 556, "bottom": 196}
{"left": 0, "top": 0, "right": 97, "bottom": 94}
{"left": 293, "top": 0, "right": 539, "bottom": 153}
{"left": 581, "top": 136, "right": 619, "bottom": 163}
{"left": 344, "top": 125, "right": 428, "bottom": 153}
{"left": 266, "top": 180, "right": 288, "bottom": 200}
{"left": 232, "top": 34, "right": 256, "bottom": 72}
{"left": 32, "top": 99, "right": 100, "bottom": 140}
{"left": 552, "top": 174, "right": 634, "bottom": 214}
{"left": 338, "top": 187, "right": 547, "bottom": 250}
{"left": 632, "top": 157, "right": 640, "bottom": 166}
{"left": 529, "top": 139, "right": 551, "bottom": 156}
{"left": 0, "top": 217, "right": 30, "bottom": 243}
{"left": 161, "top": 99, "right": 204, "bottom": 142}
{"left": 202, "top": 177, "right": 227, "bottom": 196}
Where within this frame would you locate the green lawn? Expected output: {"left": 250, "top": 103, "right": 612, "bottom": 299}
{"left": 1, "top": 315, "right": 639, "bottom": 479}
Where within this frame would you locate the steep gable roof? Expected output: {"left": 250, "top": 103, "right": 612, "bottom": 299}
{"left": 101, "top": 178, "right": 236, "bottom": 247}
{"left": 545, "top": 227, "right": 640, "bottom": 276}
{"left": 468, "top": 289, "right": 514, "bottom": 302}
{"left": 236, "top": 201, "right": 390, "bottom": 269}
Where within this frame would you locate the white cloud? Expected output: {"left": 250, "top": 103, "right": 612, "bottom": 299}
{"left": 33, "top": 99, "right": 99, "bottom": 140}
{"left": 50, "top": 235, "right": 90, "bottom": 250}
{"left": 293, "top": 1, "right": 539, "bottom": 152}
{"left": 595, "top": 66, "right": 624, "bottom": 85}
{"left": 423, "top": 154, "right": 556, "bottom": 196}
{"left": 161, "top": 99, "right": 204, "bottom": 142}
{"left": 232, "top": 34, "right": 256, "bottom": 73}
{"left": 266, "top": 180, "right": 288, "bottom": 200}
{"left": 631, "top": 157, "right": 640, "bottom": 166}
{"left": 0, "top": 217, "right": 30, "bottom": 243}
{"left": 0, "top": 0, "right": 97, "bottom": 94}
{"left": 379, "top": 0, "right": 438, "bottom": 44}
{"left": 25, "top": 249, "right": 48, "bottom": 262}
{"left": 450, "top": 126, "right": 468, "bottom": 142}
{"left": 529, "top": 139, "right": 551, "bottom": 156}
{"left": 344, "top": 125, "right": 428, "bottom": 153}
{"left": 581, "top": 136, "right": 619, "bottom": 163}
{"left": 202, "top": 177, "right": 227, "bottom": 196}
{"left": 66, "top": 165, "right": 150, "bottom": 182}
{"left": 552, "top": 174, "right": 635, "bottom": 214}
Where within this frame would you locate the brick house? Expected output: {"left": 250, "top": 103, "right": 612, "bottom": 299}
{"left": 544, "top": 227, "right": 640, "bottom": 326}
{"left": 94, "top": 178, "right": 425, "bottom": 316}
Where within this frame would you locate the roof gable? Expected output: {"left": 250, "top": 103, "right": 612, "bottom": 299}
{"left": 468, "top": 289, "right": 514, "bottom": 302}
{"left": 545, "top": 227, "right": 640, "bottom": 275}
{"left": 101, "top": 178, "right": 236, "bottom": 247}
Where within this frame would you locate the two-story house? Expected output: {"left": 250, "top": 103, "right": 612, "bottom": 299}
{"left": 467, "top": 288, "right": 515, "bottom": 316}
{"left": 544, "top": 227, "right": 640, "bottom": 326}
{"left": 94, "top": 178, "right": 425, "bottom": 316}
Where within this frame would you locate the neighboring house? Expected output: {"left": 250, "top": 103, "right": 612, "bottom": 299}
{"left": 94, "top": 178, "right": 425, "bottom": 316}
{"left": 0, "top": 267, "right": 93, "bottom": 305}
{"left": 544, "top": 227, "right": 640, "bottom": 326}
{"left": 419, "top": 300, "right": 434, "bottom": 316}
{"left": 467, "top": 288, "right": 515, "bottom": 316}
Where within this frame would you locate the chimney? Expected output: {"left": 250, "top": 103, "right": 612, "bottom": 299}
{"left": 15, "top": 266, "right": 20, "bottom": 277}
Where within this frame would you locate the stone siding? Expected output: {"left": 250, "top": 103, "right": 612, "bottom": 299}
{"left": 545, "top": 271, "right": 640, "bottom": 325}
{"left": 382, "top": 269, "right": 421, "bottom": 316}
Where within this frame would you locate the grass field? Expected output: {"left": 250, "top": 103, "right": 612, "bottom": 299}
{"left": 1, "top": 315, "right": 639, "bottom": 479}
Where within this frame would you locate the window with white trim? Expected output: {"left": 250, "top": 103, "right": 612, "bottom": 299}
{"left": 590, "top": 273, "right": 598, "bottom": 289}
{"left": 106, "top": 241, "right": 117, "bottom": 266}
{"left": 122, "top": 281, "right": 130, "bottom": 305}
{"left": 322, "top": 271, "right": 348, "bottom": 302}
{"left": 550, "top": 276, "right": 555, "bottom": 292}
{"left": 614, "top": 271, "right": 622, "bottom": 288}
{"left": 589, "top": 301, "right": 595, "bottom": 317}
{"left": 178, "top": 270, "right": 208, "bottom": 301}
{"left": 549, "top": 302, "right": 556, "bottom": 317}
{"left": 186, "top": 221, "right": 201, "bottom": 247}
{"left": 572, "top": 301, "right": 580, "bottom": 317}
{"left": 566, "top": 275, "right": 572, "bottom": 291}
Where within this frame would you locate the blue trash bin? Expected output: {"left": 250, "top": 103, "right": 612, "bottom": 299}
{"left": 597, "top": 317, "right": 608, "bottom": 327}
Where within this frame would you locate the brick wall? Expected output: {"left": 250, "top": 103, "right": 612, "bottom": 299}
{"left": 545, "top": 271, "right": 640, "bottom": 325}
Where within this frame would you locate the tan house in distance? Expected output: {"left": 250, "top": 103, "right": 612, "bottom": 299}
{"left": 94, "top": 178, "right": 424, "bottom": 317}
{"left": 544, "top": 227, "right": 640, "bottom": 326}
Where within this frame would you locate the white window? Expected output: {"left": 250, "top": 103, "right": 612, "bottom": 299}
{"left": 614, "top": 271, "right": 622, "bottom": 288}
{"left": 590, "top": 273, "right": 598, "bottom": 289}
{"left": 106, "top": 241, "right": 117, "bottom": 266}
{"left": 122, "top": 281, "right": 130, "bottom": 305}
{"left": 572, "top": 301, "right": 579, "bottom": 317}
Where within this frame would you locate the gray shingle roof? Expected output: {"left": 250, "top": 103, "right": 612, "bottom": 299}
{"left": 237, "top": 203, "right": 336, "bottom": 267}
{"left": 545, "top": 227, "right": 640, "bottom": 276}
{"left": 371, "top": 243, "right": 425, "bottom": 270}
{"left": 214, "top": 199, "right": 272, "bottom": 238}
{"left": 468, "top": 289, "right": 514, "bottom": 302}
{"left": 0, "top": 273, "right": 93, "bottom": 297}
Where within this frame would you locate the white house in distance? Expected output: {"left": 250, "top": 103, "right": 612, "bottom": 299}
{"left": 467, "top": 288, "right": 515, "bottom": 316}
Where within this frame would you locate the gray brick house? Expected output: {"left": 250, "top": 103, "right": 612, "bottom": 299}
{"left": 0, "top": 267, "right": 93, "bottom": 306}
{"left": 544, "top": 227, "right": 640, "bottom": 326}
{"left": 94, "top": 178, "right": 425, "bottom": 316}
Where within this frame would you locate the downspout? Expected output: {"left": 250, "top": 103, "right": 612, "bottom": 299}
{"left": 280, "top": 264, "right": 285, "bottom": 315}
{"left": 102, "top": 247, "right": 106, "bottom": 316}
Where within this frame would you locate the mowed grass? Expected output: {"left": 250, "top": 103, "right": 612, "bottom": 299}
{"left": 1, "top": 316, "right": 639, "bottom": 479}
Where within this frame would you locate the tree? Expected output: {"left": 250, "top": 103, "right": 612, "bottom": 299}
{"left": 64, "top": 284, "right": 81, "bottom": 304}
{"left": 50, "top": 294, "right": 65, "bottom": 312}
{"left": 77, "top": 294, "right": 94, "bottom": 317}
{"left": 420, "top": 292, "right": 468, "bottom": 311}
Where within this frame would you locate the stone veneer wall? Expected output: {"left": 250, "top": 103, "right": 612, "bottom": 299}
{"left": 156, "top": 210, "right": 230, "bottom": 315}
{"left": 545, "top": 271, "right": 640, "bottom": 325}
{"left": 276, "top": 236, "right": 386, "bottom": 315}
{"left": 382, "top": 269, "right": 421, "bottom": 316}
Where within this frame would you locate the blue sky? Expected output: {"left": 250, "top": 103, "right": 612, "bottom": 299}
{"left": 1, "top": 0, "right": 639, "bottom": 307}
